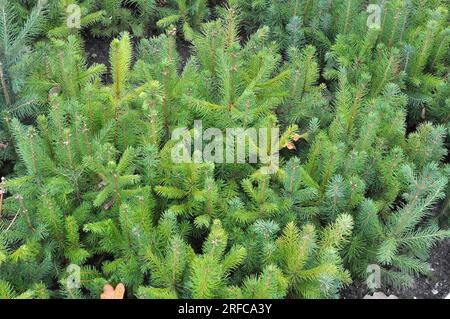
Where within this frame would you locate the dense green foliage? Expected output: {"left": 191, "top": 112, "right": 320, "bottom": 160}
{"left": 0, "top": 0, "right": 448, "bottom": 299}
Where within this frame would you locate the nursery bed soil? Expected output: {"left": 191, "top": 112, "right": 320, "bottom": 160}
{"left": 341, "top": 238, "right": 450, "bottom": 299}
{"left": 83, "top": 32, "right": 113, "bottom": 83}
{"left": 82, "top": 32, "right": 141, "bottom": 83}
{"left": 176, "top": 35, "right": 192, "bottom": 72}
{"left": 82, "top": 31, "right": 192, "bottom": 81}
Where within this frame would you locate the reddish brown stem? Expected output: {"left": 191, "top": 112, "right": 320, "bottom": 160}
{"left": 162, "top": 68, "right": 169, "bottom": 130}
{"left": 113, "top": 173, "right": 122, "bottom": 207}
{"left": 211, "top": 32, "right": 216, "bottom": 74}
{"left": 169, "top": 28, "right": 176, "bottom": 63}
{"left": 387, "top": 9, "right": 401, "bottom": 49}
{"left": 0, "top": 177, "right": 5, "bottom": 218}
{"left": 82, "top": 124, "right": 91, "bottom": 154}
{"left": 346, "top": 82, "right": 366, "bottom": 135}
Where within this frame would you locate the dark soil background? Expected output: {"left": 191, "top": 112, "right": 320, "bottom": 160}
{"left": 82, "top": 30, "right": 192, "bottom": 81}
{"left": 83, "top": 31, "right": 142, "bottom": 83}
{"left": 81, "top": 28, "right": 450, "bottom": 300}
{"left": 83, "top": 32, "right": 113, "bottom": 82}
{"left": 176, "top": 34, "right": 192, "bottom": 72}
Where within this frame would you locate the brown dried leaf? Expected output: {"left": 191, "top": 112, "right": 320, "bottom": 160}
{"left": 103, "top": 197, "right": 114, "bottom": 210}
{"left": 292, "top": 133, "right": 301, "bottom": 141}
{"left": 101, "top": 283, "right": 125, "bottom": 299}
{"left": 285, "top": 142, "right": 296, "bottom": 150}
